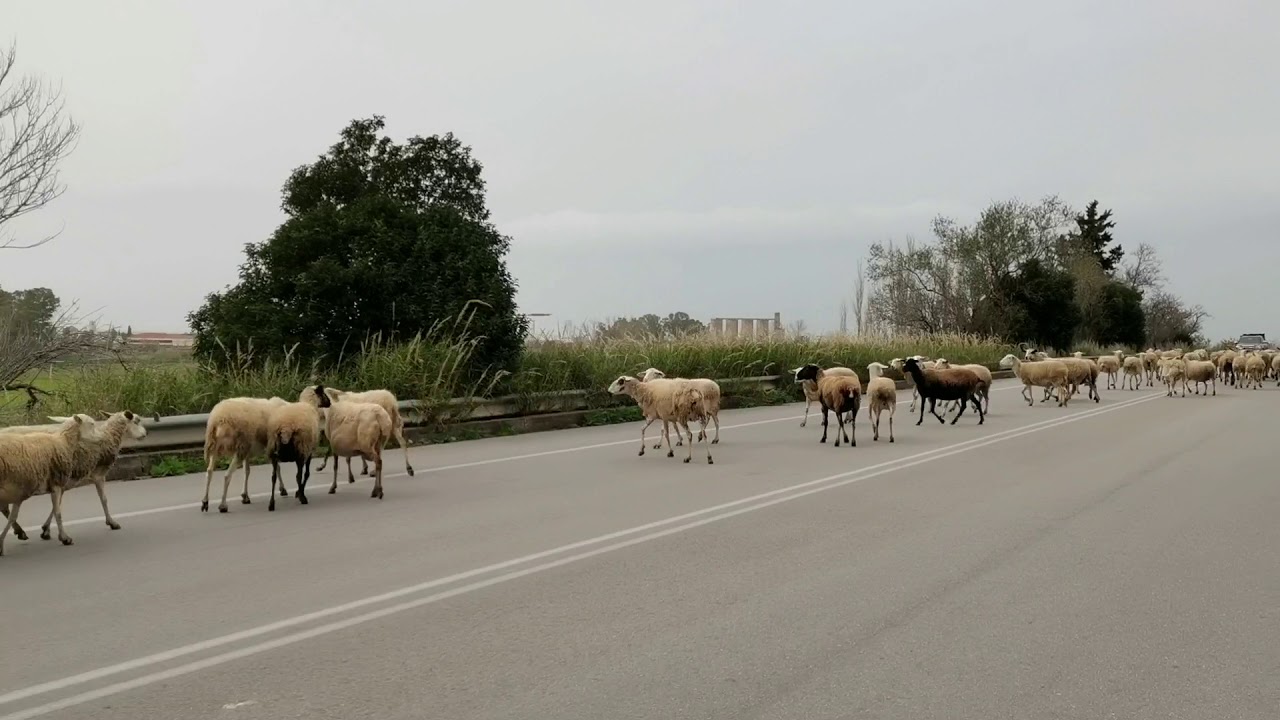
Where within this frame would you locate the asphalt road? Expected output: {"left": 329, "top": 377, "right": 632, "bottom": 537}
{"left": 2, "top": 378, "right": 1278, "bottom": 719}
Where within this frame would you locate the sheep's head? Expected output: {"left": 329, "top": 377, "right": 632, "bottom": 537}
{"left": 640, "top": 367, "right": 665, "bottom": 382}
{"left": 607, "top": 376, "right": 637, "bottom": 395}
{"left": 998, "top": 353, "right": 1018, "bottom": 369}
{"left": 1072, "top": 351, "right": 1084, "bottom": 357}
{"left": 794, "top": 364, "right": 822, "bottom": 383}
{"left": 932, "top": 359, "right": 951, "bottom": 369}
{"left": 888, "top": 358, "right": 905, "bottom": 372}
{"left": 312, "top": 384, "right": 333, "bottom": 408}
{"left": 902, "top": 358, "right": 924, "bottom": 376}
{"left": 866, "top": 361, "right": 890, "bottom": 378}
{"left": 57, "top": 414, "right": 85, "bottom": 443}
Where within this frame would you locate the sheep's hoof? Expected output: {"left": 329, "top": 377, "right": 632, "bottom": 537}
{"left": 406, "top": 466, "right": 415, "bottom": 477}
{"left": 298, "top": 495, "right": 309, "bottom": 505}
{"left": 14, "top": 529, "right": 28, "bottom": 541}
{"left": 371, "top": 488, "right": 383, "bottom": 499}
{"left": 218, "top": 505, "right": 228, "bottom": 513}
{"left": 241, "top": 494, "right": 251, "bottom": 505}
{"left": 268, "top": 503, "right": 276, "bottom": 512}
{"left": 667, "top": 450, "right": 674, "bottom": 457}
{"left": 108, "top": 521, "right": 121, "bottom": 530}
{"left": 348, "top": 476, "right": 356, "bottom": 484}
{"left": 652, "top": 442, "right": 662, "bottom": 449}
{"left": 40, "top": 529, "right": 51, "bottom": 541}
{"left": 638, "top": 448, "right": 645, "bottom": 457}
{"left": 361, "top": 468, "right": 370, "bottom": 477}
{"left": 329, "top": 486, "right": 337, "bottom": 494}
{"left": 294, "top": 490, "right": 302, "bottom": 498}
{"left": 59, "top": 536, "right": 73, "bottom": 546}
{"left": 683, "top": 456, "right": 691, "bottom": 463}
{"left": 711, "top": 438, "right": 719, "bottom": 445}
{"left": 889, "top": 437, "right": 895, "bottom": 443}
{"left": 200, "top": 501, "right": 209, "bottom": 512}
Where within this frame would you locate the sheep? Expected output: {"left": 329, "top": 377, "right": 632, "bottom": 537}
{"left": 1218, "top": 350, "right": 1238, "bottom": 386}
{"left": 999, "top": 354, "right": 1069, "bottom": 407}
{"left": 889, "top": 355, "right": 936, "bottom": 412}
{"left": 1272, "top": 354, "right": 1280, "bottom": 386}
{"left": 1020, "top": 344, "right": 1050, "bottom": 361}
{"left": 200, "top": 396, "right": 291, "bottom": 513}
{"left": 1044, "top": 356, "right": 1099, "bottom": 403}
{"left": 865, "top": 362, "right": 896, "bottom": 443}
{"left": 0, "top": 415, "right": 85, "bottom": 555}
{"left": 1162, "top": 358, "right": 1188, "bottom": 397}
{"left": 322, "top": 399, "right": 394, "bottom": 499}
{"left": 1183, "top": 360, "right": 1218, "bottom": 396}
{"left": 0, "top": 410, "right": 148, "bottom": 543}
{"left": 932, "top": 359, "right": 993, "bottom": 415}
{"left": 1141, "top": 351, "right": 1160, "bottom": 386}
{"left": 1121, "top": 355, "right": 1144, "bottom": 390}
{"left": 265, "top": 391, "right": 330, "bottom": 511}
{"left": 608, "top": 375, "right": 687, "bottom": 456}
{"left": 795, "top": 365, "right": 861, "bottom": 445}
{"left": 300, "top": 385, "right": 415, "bottom": 479}
{"left": 1231, "top": 353, "right": 1248, "bottom": 388}
{"left": 629, "top": 368, "right": 721, "bottom": 443}
{"left": 1096, "top": 351, "right": 1122, "bottom": 389}
{"left": 638, "top": 368, "right": 722, "bottom": 446}
{"left": 1262, "top": 351, "right": 1275, "bottom": 379}
{"left": 1243, "top": 353, "right": 1267, "bottom": 390}
{"left": 902, "top": 357, "right": 986, "bottom": 424}
{"left": 667, "top": 385, "right": 715, "bottom": 463}
{"left": 790, "top": 364, "right": 857, "bottom": 428}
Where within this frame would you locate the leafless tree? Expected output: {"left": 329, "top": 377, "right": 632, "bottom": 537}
{"left": 0, "top": 41, "right": 81, "bottom": 250}
{"left": 0, "top": 303, "right": 102, "bottom": 417}
{"left": 1120, "top": 242, "right": 1164, "bottom": 294}
{"left": 851, "top": 259, "right": 867, "bottom": 335}
{"left": 837, "top": 301, "right": 848, "bottom": 334}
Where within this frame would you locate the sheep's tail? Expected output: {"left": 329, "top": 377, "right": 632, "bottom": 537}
{"left": 277, "top": 427, "right": 294, "bottom": 446}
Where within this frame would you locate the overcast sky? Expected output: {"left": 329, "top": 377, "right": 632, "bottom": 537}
{"left": 3, "top": 0, "right": 1277, "bottom": 341}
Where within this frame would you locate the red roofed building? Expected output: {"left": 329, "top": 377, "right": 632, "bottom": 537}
{"left": 127, "top": 332, "right": 195, "bottom": 348}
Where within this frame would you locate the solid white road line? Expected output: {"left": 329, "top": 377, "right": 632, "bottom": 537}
{"left": 0, "top": 391, "right": 1162, "bottom": 720}
{"left": 52, "top": 385, "right": 1025, "bottom": 529}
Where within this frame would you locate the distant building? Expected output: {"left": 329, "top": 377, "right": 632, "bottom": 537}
{"left": 127, "top": 332, "right": 195, "bottom": 348}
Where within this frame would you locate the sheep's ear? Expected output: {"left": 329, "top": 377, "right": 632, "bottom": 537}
{"left": 47, "top": 415, "right": 71, "bottom": 423}
{"left": 124, "top": 410, "right": 135, "bottom": 421}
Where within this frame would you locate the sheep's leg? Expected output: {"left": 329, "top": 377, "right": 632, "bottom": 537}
{"left": 702, "top": 418, "right": 714, "bottom": 464}
{"left": 820, "top": 404, "right": 831, "bottom": 442}
{"left": 948, "top": 397, "right": 966, "bottom": 425}
{"left": 346, "top": 456, "right": 356, "bottom": 484}
{"left": 638, "top": 417, "right": 656, "bottom": 456}
{"left": 930, "top": 397, "right": 946, "bottom": 424}
{"left": 709, "top": 411, "right": 720, "bottom": 444}
{"left": 329, "top": 450, "right": 340, "bottom": 494}
{"left": 201, "top": 455, "right": 218, "bottom": 513}
{"left": 268, "top": 458, "right": 280, "bottom": 512}
{"left": 49, "top": 485, "right": 72, "bottom": 546}
{"left": 370, "top": 452, "right": 385, "bottom": 500}
{"left": 295, "top": 458, "right": 309, "bottom": 505}
{"left": 394, "top": 422, "right": 414, "bottom": 477}
{"left": 973, "top": 392, "right": 985, "bottom": 424}
{"left": 0, "top": 498, "right": 25, "bottom": 556}
{"left": 1022, "top": 385, "right": 1033, "bottom": 406}
{"left": 1212, "top": 377, "right": 1217, "bottom": 396}
{"left": 848, "top": 407, "right": 856, "bottom": 446}
{"left": 360, "top": 455, "right": 370, "bottom": 477}
{"left": 219, "top": 455, "right": 243, "bottom": 513}
{"left": 0, "top": 504, "right": 29, "bottom": 542}
{"left": 909, "top": 387, "right": 919, "bottom": 412}
{"left": 871, "top": 407, "right": 880, "bottom": 441}
{"left": 682, "top": 421, "right": 695, "bottom": 463}
{"left": 91, "top": 473, "right": 121, "bottom": 530}
{"left": 654, "top": 420, "right": 666, "bottom": 449}
{"left": 888, "top": 406, "right": 896, "bottom": 441}
{"left": 665, "top": 420, "right": 677, "bottom": 458}
{"left": 833, "top": 408, "right": 845, "bottom": 447}
{"left": 800, "top": 398, "right": 811, "bottom": 427}
{"left": 916, "top": 397, "right": 927, "bottom": 425}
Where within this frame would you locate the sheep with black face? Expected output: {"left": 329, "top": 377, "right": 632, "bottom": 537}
{"left": 901, "top": 357, "right": 985, "bottom": 426}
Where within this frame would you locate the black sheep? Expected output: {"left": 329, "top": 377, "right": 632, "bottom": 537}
{"left": 901, "top": 358, "right": 985, "bottom": 426}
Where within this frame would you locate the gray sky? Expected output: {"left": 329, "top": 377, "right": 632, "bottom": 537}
{"left": 3, "top": 0, "right": 1278, "bottom": 341}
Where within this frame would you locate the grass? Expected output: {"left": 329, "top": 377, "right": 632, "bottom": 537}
{"left": 1, "top": 330, "right": 1017, "bottom": 426}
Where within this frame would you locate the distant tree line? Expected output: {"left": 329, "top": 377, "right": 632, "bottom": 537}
{"left": 594, "top": 312, "right": 707, "bottom": 340}
{"left": 862, "top": 196, "right": 1207, "bottom": 352}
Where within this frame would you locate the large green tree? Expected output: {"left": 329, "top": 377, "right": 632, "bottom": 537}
{"left": 189, "top": 116, "right": 528, "bottom": 373}
{"left": 0, "top": 285, "right": 60, "bottom": 335}
{"left": 998, "top": 258, "right": 1081, "bottom": 353}
{"left": 1071, "top": 200, "right": 1123, "bottom": 274}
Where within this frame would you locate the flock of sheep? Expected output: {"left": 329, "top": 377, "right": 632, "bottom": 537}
{"left": 0, "top": 383, "right": 416, "bottom": 556}
{"left": 0, "top": 344, "right": 1271, "bottom": 557}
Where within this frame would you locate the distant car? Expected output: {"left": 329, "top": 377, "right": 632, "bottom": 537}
{"left": 1236, "top": 333, "right": 1274, "bottom": 352}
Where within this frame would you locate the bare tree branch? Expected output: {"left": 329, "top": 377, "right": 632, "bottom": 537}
{"left": 0, "top": 302, "right": 104, "bottom": 392}
{"left": 0, "top": 41, "right": 81, "bottom": 250}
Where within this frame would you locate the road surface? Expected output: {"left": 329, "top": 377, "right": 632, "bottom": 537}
{"left": 1, "top": 378, "right": 1277, "bottom": 719}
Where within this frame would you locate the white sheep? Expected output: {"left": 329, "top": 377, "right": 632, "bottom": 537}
{"left": 633, "top": 369, "right": 721, "bottom": 446}
{"left": 1121, "top": 355, "right": 1144, "bottom": 390}
{"left": 1162, "top": 358, "right": 1188, "bottom": 397}
{"left": 0, "top": 415, "right": 85, "bottom": 555}
{"left": 266, "top": 394, "right": 329, "bottom": 510}
{"left": 865, "top": 362, "right": 897, "bottom": 443}
{"left": 790, "top": 364, "right": 858, "bottom": 428}
{"left": 321, "top": 398, "right": 394, "bottom": 499}
{"left": 1243, "top": 353, "right": 1266, "bottom": 390}
{"left": 1, "top": 411, "right": 148, "bottom": 543}
{"left": 999, "top": 354, "right": 1069, "bottom": 407}
{"left": 608, "top": 375, "right": 703, "bottom": 458}
{"left": 1096, "top": 351, "right": 1122, "bottom": 390}
{"left": 1183, "top": 360, "right": 1218, "bottom": 396}
{"left": 300, "top": 385, "right": 415, "bottom": 479}
{"left": 200, "top": 395, "right": 290, "bottom": 513}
